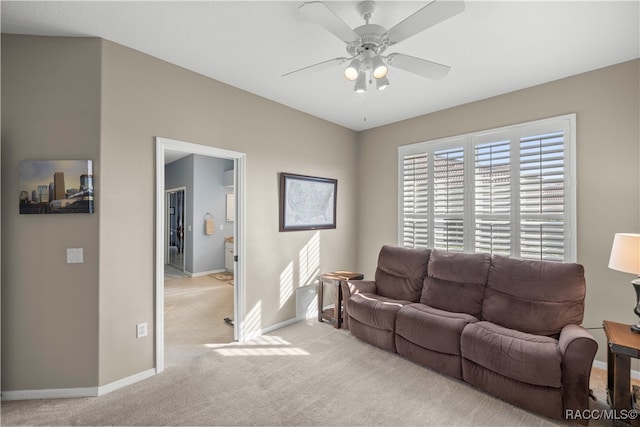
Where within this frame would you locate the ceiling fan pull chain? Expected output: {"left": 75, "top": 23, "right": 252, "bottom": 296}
{"left": 363, "top": 95, "right": 367, "bottom": 123}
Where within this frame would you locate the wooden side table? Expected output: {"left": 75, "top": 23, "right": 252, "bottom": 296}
{"left": 604, "top": 320, "right": 640, "bottom": 426}
{"left": 317, "top": 271, "right": 363, "bottom": 329}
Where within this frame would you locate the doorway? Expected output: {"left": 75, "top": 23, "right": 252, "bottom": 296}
{"left": 166, "top": 187, "right": 186, "bottom": 272}
{"left": 155, "top": 137, "right": 246, "bottom": 374}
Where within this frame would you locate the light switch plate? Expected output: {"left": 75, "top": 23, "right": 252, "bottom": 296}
{"left": 67, "top": 248, "right": 83, "bottom": 264}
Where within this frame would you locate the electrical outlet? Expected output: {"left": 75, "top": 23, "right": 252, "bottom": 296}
{"left": 136, "top": 322, "right": 147, "bottom": 338}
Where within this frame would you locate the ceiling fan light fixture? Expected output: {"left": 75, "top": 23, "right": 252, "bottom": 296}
{"left": 285, "top": 1, "right": 462, "bottom": 95}
{"left": 371, "top": 54, "right": 388, "bottom": 79}
{"left": 354, "top": 70, "right": 367, "bottom": 93}
{"left": 344, "top": 58, "right": 362, "bottom": 81}
{"left": 376, "top": 75, "right": 390, "bottom": 90}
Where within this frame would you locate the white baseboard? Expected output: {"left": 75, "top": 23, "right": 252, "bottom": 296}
{"left": 593, "top": 360, "right": 640, "bottom": 380}
{"left": 242, "top": 316, "right": 302, "bottom": 342}
{"left": 98, "top": 368, "right": 156, "bottom": 396}
{"left": 1, "top": 368, "right": 157, "bottom": 401}
{"left": 1, "top": 386, "right": 99, "bottom": 401}
{"left": 262, "top": 317, "right": 300, "bottom": 335}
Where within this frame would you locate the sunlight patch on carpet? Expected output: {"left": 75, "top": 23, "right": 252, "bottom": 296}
{"left": 213, "top": 346, "right": 310, "bottom": 356}
{"left": 204, "top": 335, "right": 291, "bottom": 348}
{"left": 206, "top": 334, "right": 309, "bottom": 356}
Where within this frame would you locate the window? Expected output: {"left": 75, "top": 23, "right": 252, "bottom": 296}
{"left": 399, "top": 114, "right": 576, "bottom": 262}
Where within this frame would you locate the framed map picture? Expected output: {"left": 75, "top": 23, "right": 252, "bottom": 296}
{"left": 279, "top": 173, "right": 337, "bottom": 232}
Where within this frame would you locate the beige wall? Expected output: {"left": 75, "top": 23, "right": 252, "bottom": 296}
{"left": 356, "top": 59, "right": 640, "bottom": 363}
{"left": 2, "top": 35, "right": 359, "bottom": 391}
{"left": 1, "top": 35, "right": 102, "bottom": 389}
{"left": 99, "top": 40, "right": 359, "bottom": 385}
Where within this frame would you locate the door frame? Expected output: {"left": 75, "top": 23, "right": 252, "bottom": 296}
{"left": 155, "top": 136, "right": 247, "bottom": 374}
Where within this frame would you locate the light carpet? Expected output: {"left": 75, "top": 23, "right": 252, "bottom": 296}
{"left": 1, "top": 320, "right": 614, "bottom": 426}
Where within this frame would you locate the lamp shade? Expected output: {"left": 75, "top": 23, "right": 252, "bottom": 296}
{"left": 609, "top": 233, "right": 640, "bottom": 275}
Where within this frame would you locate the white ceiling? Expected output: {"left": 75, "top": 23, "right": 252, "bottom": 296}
{"left": 2, "top": 1, "right": 639, "bottom": 131}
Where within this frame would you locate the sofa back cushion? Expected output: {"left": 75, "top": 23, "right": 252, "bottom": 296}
{"left": 375, "top": 245, "right": 430, "bottom": 302}
{"left": 420, "top": 249, "right": 491, "bottom": 319}
{"left": 482, "top": 255, "right": 586, "bottom": 336}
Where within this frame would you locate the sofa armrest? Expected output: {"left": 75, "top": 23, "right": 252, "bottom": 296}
{"left": 341, "top": 280, "right": 376, "bottom": 330}
{"left": 559, "top": 324, "right": 598, "bottom": 425}
{"left": 342, "top": 280, "right": 376, "bottom": 297}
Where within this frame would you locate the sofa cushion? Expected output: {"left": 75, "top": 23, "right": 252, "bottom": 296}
{"left": 375, "top": 245, "right": 430, "bottom": 302}
{"left": 420, "top": 250, "right": 491, "bottom": 318}
{"left": 396, "top": 303, "right": 479, "bottom": 356}
{"left": 461, "top": 321, "right": 562, "bottom": 388}
{"left": 482, "top": 255, "right": 586, "bottom": 336}
{"left": 346, "top": 293, "right": 412, "bottom": 332}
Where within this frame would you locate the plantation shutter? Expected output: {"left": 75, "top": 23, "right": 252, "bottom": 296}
{"left": 519, "top": 131, "right": 566, "bottom": 261}
{"left": 433, "top": 146, "right": 465, "bottom": 252}
{"left": 398, "top": 114, "right": 574, "bottom": 262}
{"left": 474, "top": 139, "right": 511, "bottom": 255}
{"left": 402, "top": 153, "right": 429, "bottom": 248}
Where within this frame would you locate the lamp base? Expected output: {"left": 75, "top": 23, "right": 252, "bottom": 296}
{"left": 631, "top": 279, "right": 640, "bottom": 333}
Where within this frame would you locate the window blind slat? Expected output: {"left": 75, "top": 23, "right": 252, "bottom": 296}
{"left": 474, "top": 139, "right": 511, "bottom": 254}
{"left": 399, "top": 117, "right": 572, "bottom": 262}
{"left": 402, "top": 153, "right": 429, "bottom": 248}
{"left": 433, "top": 147, "right": 465, "bottom": 251}
{"left": 519, "top": 130, "right": 566, "bottom": 261}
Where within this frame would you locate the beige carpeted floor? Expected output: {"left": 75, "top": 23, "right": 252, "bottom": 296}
{"left": 0, "top": 318, "right": 624, "bottom": 427}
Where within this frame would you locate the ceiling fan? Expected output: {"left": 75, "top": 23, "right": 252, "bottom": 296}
{"left": 283, "top": 0, "right": 465, "bottom": 92}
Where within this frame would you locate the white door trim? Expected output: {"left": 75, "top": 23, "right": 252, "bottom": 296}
{"left": 155, "top": 136, "right": 247, "bottom": 374}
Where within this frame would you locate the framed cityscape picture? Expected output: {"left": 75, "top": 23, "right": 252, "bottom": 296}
{"left": 19, "top": 160, "right": 94, "bottom": 214}
{"left": 279, "top": 172, "right": 337, "bottom": 231}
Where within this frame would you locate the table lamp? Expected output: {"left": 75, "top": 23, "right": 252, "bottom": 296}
{"left": 608, "top": 233, "right": 640, "bottom": 333}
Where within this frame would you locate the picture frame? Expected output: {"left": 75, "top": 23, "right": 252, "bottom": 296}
{"left": 279, "top": 173, "right": 337, "bottom": 232}
{"left": 19, "top": 160, "right": 94, "bottom": 214}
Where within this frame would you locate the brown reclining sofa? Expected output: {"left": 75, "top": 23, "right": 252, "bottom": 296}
{"left": 343, "top": 245, "right": 597, "bottom": 424}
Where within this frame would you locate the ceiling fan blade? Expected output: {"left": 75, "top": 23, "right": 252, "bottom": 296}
{"left": 387, "top": 53, "right": 450, "bottom": 80}
{"left": 282, "top": 57, "right": 348, "bottom": 78}
{"left": 299, "top": 2, "right": 359, "bottom": 43}
{"left": 386, "top": 1, "right": 465, "bottom": 45}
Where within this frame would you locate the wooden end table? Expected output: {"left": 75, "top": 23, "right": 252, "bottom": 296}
{"left": 317, "top": 271, "right": 363, "bottom": 329}
{"left": 604, "top": 320, "right": 640, "bottom": 426}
